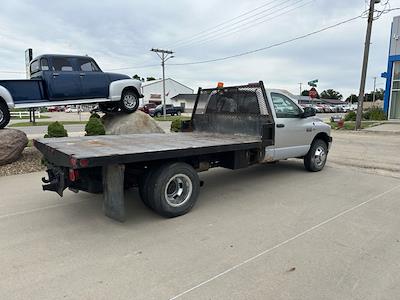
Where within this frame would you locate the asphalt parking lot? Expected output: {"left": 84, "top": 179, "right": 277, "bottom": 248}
{"left": 1, "top": 150, "right": 400, "bottom": 299}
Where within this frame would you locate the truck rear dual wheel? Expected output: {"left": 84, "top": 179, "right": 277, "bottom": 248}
{"left": 120, "top": 90, "right": 139, "bottom": 113}
{"left": 0, "top": 101, "right": 10, "bottom": 129}
{"left": 139, "top": 162, "right": 200, "bottom": 217}
{"left": 304, "top": 139, "right": 328, "bottom": 172}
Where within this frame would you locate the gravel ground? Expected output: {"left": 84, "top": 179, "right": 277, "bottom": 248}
{"left": 0, "top": 147, "right": 45, "bottom": 177}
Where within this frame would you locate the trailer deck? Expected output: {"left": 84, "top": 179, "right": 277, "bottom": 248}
{"left": 34, "top": 133, "right": 262, "bottom": 168}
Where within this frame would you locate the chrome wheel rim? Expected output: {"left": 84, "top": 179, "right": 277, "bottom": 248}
{"left": 123, "top": 94, "right": 138, "bottom": 109}
{"left": 314, "top": 146, "right": 326, "bottom": 167}
{"left": 0, "top": 109, "right": 3, "bottom": 123}
{"left": 165, "top": 174, "right": 193, "bottom": 207}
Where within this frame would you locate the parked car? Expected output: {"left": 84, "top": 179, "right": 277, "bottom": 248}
{"left": 0, "top": 54, "right": 143, "bottom": 128}
{"left": 47, "top": 106, "right": 64, "bottom": 112}
{"left": 149, "top": 104, "right": 184, "bottom": 117}
{"left": 65, "top": 106, "right": 83, "bottom": 113}
{"left": 138, "top": 103, "right": 157, "bottom": 114}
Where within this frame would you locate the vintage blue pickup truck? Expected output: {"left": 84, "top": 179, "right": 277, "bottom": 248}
{"left": 0, "top": 54, "right": 143, "bottom": 128}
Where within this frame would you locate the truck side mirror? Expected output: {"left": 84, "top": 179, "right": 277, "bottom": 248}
{"left": 302, "top": 107, "right": 316, "bottom": 118}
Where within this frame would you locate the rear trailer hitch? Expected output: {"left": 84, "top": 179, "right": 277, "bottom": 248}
{"left": 42, "top": 168, "right": 66, "bottom": 196}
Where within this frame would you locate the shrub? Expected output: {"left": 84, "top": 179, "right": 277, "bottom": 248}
{"left": 89, "top": 112, "right": 101, "bottom": 120}
{"left": 363, "top": 107, "right": 386, "bottom": 120}
{"left": 85, "top": 117, "right": 105, "bottom": 136}
{"left": 44, "top": 121, "right": 68, "bottom": 138}
{"left": 344, "top": 111, "right": 356, "bottom": 121}
{"left": 170, "top": 117, "right": 183, "bottom": 132}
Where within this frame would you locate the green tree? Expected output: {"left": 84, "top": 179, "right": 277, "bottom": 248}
{"left": 320, "top": 89, "right": 343, "bottom": 100}
{"left": 85, "top": 118, "right": 105, "bottom": 136}
{"left": 146, "top": 77, "right": 156, "bottom": 81}
{"left": 365, "top": 88, "right": 384, "bottom": 101}
{"left": 44, "top": 121, "right": 68, "bottom": 138}
{"left": 346, "top": 94, "right": 358, "bottom": 103}
{"left": 132, "top": 74, "right": 141, "bottom": 80}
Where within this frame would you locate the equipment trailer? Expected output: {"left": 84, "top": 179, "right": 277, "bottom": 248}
{"left": 34, "top": 82, "right": 331, "bottom": 222}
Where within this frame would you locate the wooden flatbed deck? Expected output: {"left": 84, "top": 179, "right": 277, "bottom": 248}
{"left": 34, "top": 133, "right": 262, "bottom": 168}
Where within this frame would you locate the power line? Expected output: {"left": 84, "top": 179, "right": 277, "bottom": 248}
{"left": 168, "top": 15, "right": 363, "bottom": 66}
{"left": 104, "top": 63, "right": 160, "bottom": 71}
{"left": 174, "top": 0, "right": 307, "bottom": 49}
{"left": 176, "top": 0, "right": 314, "bottom": 50}
{"left": 169, "top": 0, "right": 283, "bottom": 47}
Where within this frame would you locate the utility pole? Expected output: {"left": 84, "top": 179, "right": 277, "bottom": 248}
{"left": 298, "top": 82, "right": 303, "bottom": 96}
{"left": 150, "top": 48, "right": 174, "bottom": 119}
{"left": 355, "top": 0, "right": 378, "bottom": 130}
{"left": 372, "top": 76, "right": 377, "bottom": 103}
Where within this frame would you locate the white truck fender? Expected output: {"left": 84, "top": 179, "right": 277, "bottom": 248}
{"left": 109, "top": 79, "right": 142, "bottom": 102}
{"left": 0, "top": 85, "right": 14, "bottom": 108}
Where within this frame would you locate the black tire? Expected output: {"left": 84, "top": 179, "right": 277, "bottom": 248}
{"left": 0, "top": 101, "right": 10, "bottom": 129}
{"left": 120, "top": 89, "right": 139, "bottom": 113}
{"left": 304, "top": 139, "right": 328, "bottom": 172}
{"left": 146, "top": 162, "right": 200, "bottom": 218}
{"left": 155, "top": 112, "right": 161, "bottom": 117}
{"left": 176, "top": 111, "right": 181, "bottom": 116}
{"left": 138, "top": 168, "right": 156, "bottom": 209}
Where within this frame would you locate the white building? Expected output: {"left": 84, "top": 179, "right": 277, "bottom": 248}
{"left": 141, "top": 78, "right": 194, "bottom": 108}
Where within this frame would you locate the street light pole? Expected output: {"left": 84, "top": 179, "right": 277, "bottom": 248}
{"left": 150, "top": 48, "right": 174, "bottom": 119}
{"left": 355, "top": 0, "right": 377, "bottom": 130}
{"left": 372, "top": 76, "right": 377, "bottom": 103}
{"left": 298, "top": 82, "right": 303, "bottom": 96}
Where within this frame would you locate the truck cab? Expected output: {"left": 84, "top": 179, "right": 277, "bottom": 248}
{"left": 30, "top": 55, "right": 130, "bottom": 100}
{"left": 0, "top": 54, "right": 143, "bottom": 128}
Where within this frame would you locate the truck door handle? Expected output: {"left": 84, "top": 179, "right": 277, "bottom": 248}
{"left": 53, "top": 73, "right": 59, "bottom": 77}
{"left": 79, "top": 73, "right": 85, "bottom": 76}
{"left": 276, "top": 124, "right": 285, "bottom": 128}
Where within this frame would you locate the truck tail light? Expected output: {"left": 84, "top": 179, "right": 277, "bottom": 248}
{"left": 69, "top": 169, "right": 79, "bottom": 182}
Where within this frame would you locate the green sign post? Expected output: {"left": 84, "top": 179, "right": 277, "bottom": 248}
{"left": 308, "top": 79, "right": 318, "bottom": 87}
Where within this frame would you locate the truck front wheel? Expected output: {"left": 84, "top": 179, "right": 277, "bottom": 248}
{"left": 0, "top": 101, "right": 10, "bottom": 129}
{"left": 145, "top": 162, "right": 200, "bottom": 217}
{"left": 120, "top": 90, "right": 139, "bottom": 113}
{"left": 304, "top": 139, "right": 328, "bottom": 172}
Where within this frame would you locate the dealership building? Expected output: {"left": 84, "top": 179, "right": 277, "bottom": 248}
{"left": 383, "top": 15, "right": 400, "bottom": 119}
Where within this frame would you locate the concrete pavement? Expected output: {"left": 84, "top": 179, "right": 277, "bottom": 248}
{"left": 1, "top": 162, "right": 400, "bottom": 299}
{"left": 329, "top": 130, "right": 400, "bottom": 178}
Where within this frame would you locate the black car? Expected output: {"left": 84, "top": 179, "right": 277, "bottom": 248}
{"left": 149, "top": 104, "right": 183, "bottom": 117}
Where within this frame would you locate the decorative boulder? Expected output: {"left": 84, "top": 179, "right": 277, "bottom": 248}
{"left": 0, "top": 129, "right": 28, "bottom": 166}
{"left": 102, "top": 111, "right": 164, "bottom": 135}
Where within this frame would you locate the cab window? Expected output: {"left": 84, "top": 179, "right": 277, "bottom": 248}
{"left": 271, "top": 93, "right": 301, "bottom": 118}
{"left": 77, "top": 58, "right": 100, "bottom": 72}
{"left": 51, "top": 57, "right": 75, "bottom": 71}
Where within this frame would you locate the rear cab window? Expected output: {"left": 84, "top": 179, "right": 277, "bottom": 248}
{"left": 51, "top": 57, "right": 75, "bottom": 72}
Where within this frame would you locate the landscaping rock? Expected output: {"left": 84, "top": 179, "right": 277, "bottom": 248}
{"left": 102, "top": 111, "right": 164, "bottom": 135}
{"left": 0, "top": 129, "right": 28, "bottom": 166}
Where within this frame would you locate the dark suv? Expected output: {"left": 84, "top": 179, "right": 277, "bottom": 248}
{"left": 149, "top": 104, "right": 183, "bottom": 117}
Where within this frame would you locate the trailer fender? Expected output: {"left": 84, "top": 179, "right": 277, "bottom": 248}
{"left": 0, "top": 85, "right": 14, "bottom": 108}
{"left": 109, "top": 79, "right": 142, "bottom": 102}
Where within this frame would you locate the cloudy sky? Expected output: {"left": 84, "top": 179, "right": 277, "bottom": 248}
{"left": 0, "top": 0, "right": 399, "bottom": 97}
